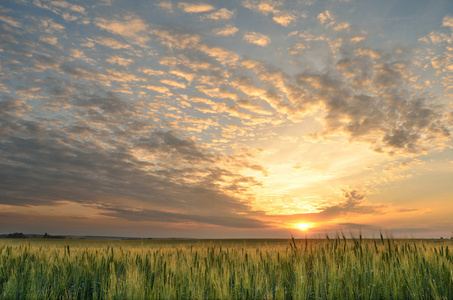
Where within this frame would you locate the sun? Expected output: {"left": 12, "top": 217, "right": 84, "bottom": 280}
{"left": 295, "top": 223, "right": 313, "bottom": 231}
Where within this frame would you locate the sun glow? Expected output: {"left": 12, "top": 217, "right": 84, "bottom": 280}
{"left": 295, "top": 223, "right": 313, "bottom": 231}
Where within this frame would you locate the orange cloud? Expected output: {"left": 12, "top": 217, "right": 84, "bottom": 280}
{"left": 243, "top": 32, "right": 271, "bottom": 47}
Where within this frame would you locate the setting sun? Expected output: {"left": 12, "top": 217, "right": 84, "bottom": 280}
{"left": 296, "top": 223, "right": 313, "bottom": 231}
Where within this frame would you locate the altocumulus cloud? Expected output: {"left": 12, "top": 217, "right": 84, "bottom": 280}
{"left": 269, "top": 188, "right": 385, "bottom": 224}
{"left": 0, "top": 88, "right": 268, "bottom": 229}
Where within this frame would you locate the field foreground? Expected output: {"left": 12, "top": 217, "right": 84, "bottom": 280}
{"left": 1, "top": 238, "right": 452, "bottom": 299}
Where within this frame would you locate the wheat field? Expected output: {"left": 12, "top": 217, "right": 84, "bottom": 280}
{"left": 0, "top": 237, "right": 452, "bottom": 299}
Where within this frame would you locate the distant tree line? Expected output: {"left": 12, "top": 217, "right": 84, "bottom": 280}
{"left": 43, "top": 233, "right": 65, "bottom": 239}
{"left": 0, "top": 232, "right": 66, "bottom": 239}
{"left": 6, "top": 232, "right": 27, "bottom": 238}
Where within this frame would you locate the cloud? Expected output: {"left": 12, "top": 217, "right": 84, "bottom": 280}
{"left": 243, "top": 31, "right": 271, "bottom": 46}
{"left": 32, "top": 0, "right": 87, "bottom": 22}
{"left": 442, "top": 15, "right": 453, "bottom": 27}
{"left": 316, "top": 10, "right": 349, "bottom": 31}
{"left": 101, "top": 207, "right": 269, "bottom": 228}
{"left": 96, "top": 36, "right": 131, "bottom": 49}
{"left": 161, "top": 79, "right": 186, "bottom": 89}
{"left": 356, "top": 48, "right": 381, "bottom": 59}
{"left": 333, "top": 22, "right": 349, "bottom": 31}
{"left": 39, "top": 17, "right": 65, "bottom": 32}
{"left": 273, "top": 11, "right": 296, "bottom": 27}
{"left": 317, "top": 10, "right": 333, "bottom": 24}
{"left": 151, "top": 26, "right": 240, "bottom": 65}
{"left": 0, "top": 82, "right": 266, "bottom": 229}
{"left": 95, "top": 15, "right": 150, "bottom": 47}
{"left": 281, "top": 38, "right": 452, "bottom": 155}
{"left": 135, "top": 130, "right": 215, "bottom": 162}
{"left": 177, "top": 2, "right": 215, "bottom": 13}
{"left": 157, "top": 1, "right": 173, "bottom": 13}
{"left": 144, "top": 85, "right": 170, "bottom": 94}
{"left": 151, "top": 28, "right": 202, "bottom": 50}
{"left": 197, "top": 44, "right": 240, "bottom": 65}
{"left": 0, "top": 15, "right": 21, "bottom": 28}
{"left": 39, "top": 36, "right": 58, "bottom": 45}
{"left": 169, "top": 70, "right": 197, "bottom": 82}
{"left": 242, "top": 0, "right": 275, "bottom": 15}
{"left": 212, "top": 24, "right": 238, "bottom": 36}
{"left": 307, "top": 188, "right": 380, "bottom": 220}
{"left": 0, "top": 130, "right": 244, "bottom": 213}
{"left": 48, "top": 1, "right": 86, "bottom": 14}
{"left": 106, "top": 56, "right": 133, "bottom": 66}
{"left": 205, "top": 8, "right": 235, "bottom": 20}
{"left": 271, "top": 188, "right": 384, "bottom": 223}
{"left": 197, "top": 86, "right": 238, "bottom": 101}
{"left": 227, "top": 105, "right": 253, "bottom": 119}
{"left": 242, "top": 0, "right": 297, "bottom": 26}
{"left": 336, "top": 223, "right": 376, "bottom": 230}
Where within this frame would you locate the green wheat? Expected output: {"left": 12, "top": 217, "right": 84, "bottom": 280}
{"left": 0, "top": 238, "right": 452, "bottom": 299}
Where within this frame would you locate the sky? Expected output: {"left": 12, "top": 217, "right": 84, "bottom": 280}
{"left": 1, "top": 0, "right": 452, "bottom": 238}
